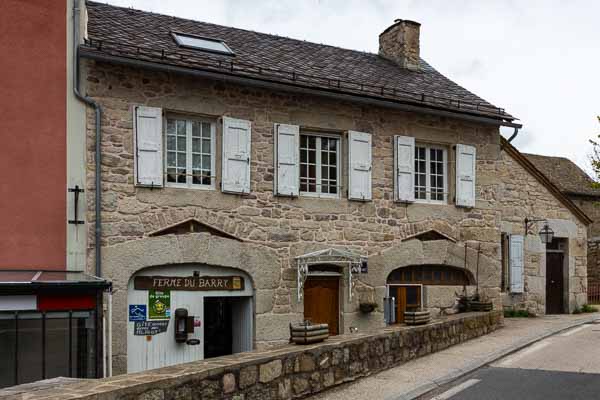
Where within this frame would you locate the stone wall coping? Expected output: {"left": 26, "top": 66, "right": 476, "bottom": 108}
{"left": 0, "top": 311, "right": 502, "bottom": 400}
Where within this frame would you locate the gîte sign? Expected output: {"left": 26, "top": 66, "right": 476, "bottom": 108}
{"left": 134, "top": 275, "right": 245, "bottom": 291}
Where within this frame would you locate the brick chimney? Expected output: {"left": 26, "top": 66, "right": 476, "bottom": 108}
{"left": 379, "top": 19, "right": 421, "bottom": 71}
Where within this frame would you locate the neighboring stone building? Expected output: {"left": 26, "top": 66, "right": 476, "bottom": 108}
{"left": 526, "top": 153, "right": 600, "bottom": 286}
{"left": 78, "top": 2, "right": 590, "bottom": 375}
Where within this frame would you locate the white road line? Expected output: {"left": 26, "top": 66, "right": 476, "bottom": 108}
{"left": 431, "top": 379, "right": 481, "bottom": 400}
{"left": 497, "top": 341, "right": 551, "bottom": 367}
{"left": 560, "top": 325, "right": 588, "bottom": 337}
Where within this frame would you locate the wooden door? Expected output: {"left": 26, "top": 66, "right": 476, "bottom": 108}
{"left": 304, "top": 278, "right": 339, "bottom": 335}
{"left": 390, "top": 286, "right": 421, "bottom": 324}
{"left": 546, "top": 252, "right": 565, "bottom": 314}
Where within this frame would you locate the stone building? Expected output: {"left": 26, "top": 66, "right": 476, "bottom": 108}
{"left": 79, "top": 2, "right": 590, "bottom": 375}
{"left": 526, "top": 153, "right": 600, "bottom": 286}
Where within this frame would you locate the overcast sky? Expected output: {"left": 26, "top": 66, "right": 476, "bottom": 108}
{"left": 105, "top": 0, "right": 600, "bottom": 174}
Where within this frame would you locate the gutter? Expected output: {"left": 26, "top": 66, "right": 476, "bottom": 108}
{"left": 73, "top": 1, "right": 103, "bottom": 277}
{"left": 79, "top": 49, "right": 522, "bottom": 130}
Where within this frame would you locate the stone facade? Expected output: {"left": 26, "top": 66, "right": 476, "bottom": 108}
{"left": 3, "top": 312, "right": 503, "bottom": 400}
{"left": 83, "top": 60, "right": 587, "bottom": 373}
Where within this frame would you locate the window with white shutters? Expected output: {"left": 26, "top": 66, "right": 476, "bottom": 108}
{"left": 222, "top": 117, "right": 252, "bottom": 194}
{"left": 510, "top": 235, "right": 524, "bottom": 293}
{"left": 456, "top": 144, "right": 477, "bottom": 207}
{"left": 275, "top": 124, "right": 300, "bottom": 197}
{"left": 134, "top": 106, "right": 163, "bottom": 187}
{"left": 348, "top": 131, "right": 372, "bottom": 201}
{"left": 165, "top": 117, "right": 215, "bottom": 189}
{"left": 300, "top": 133, "right": 340, "bottom": 198}
{"left": 394, "top": 136, "right": 415, "bottom": 202}
{"left": 414, "top": 145, "right": 447, "bottom": 203}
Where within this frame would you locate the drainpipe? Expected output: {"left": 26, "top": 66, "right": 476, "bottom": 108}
{"left": 72, "top": 0, "right": 102, "bottom": 277}
{"left": 507, "top": 126, "right": 520, "bottom": 143}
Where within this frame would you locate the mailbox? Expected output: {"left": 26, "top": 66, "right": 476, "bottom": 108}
{"left": 174, "top": 308, "right": 195, "bottom": 343}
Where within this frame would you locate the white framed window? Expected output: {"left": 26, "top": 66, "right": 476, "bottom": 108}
{"left": 165, "top": 117, "right": 216, "bottom": 189}
{"left": 300, "top": 133, "right": 340, "bottom": 198}
{"left": 414, "top": 145, "right": 447, "bottom": 203}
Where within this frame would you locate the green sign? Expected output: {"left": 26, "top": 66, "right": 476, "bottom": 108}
{"left": 148, "top": 289, "right": 171, "bottom": 320}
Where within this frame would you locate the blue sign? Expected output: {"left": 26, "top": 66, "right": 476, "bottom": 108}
{"left": 129, "top": 304, "right": 147, "bottom": 321}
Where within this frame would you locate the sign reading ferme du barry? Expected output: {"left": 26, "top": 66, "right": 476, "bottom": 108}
{"left": 134, "top": 275, "right": 244, "bottom": 291}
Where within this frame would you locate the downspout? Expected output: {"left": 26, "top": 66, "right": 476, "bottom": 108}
{"left": 507, "top": 126, "right": 520, "bottom": 143}
{"left": 72, "top": 0, "right": 102, "bottom": 277}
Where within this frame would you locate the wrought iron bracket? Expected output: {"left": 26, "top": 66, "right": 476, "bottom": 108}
{"left": 524, "top": 217, "right": 545, "bottom": 235}
{"left": 68, "top": 185, "right": 85, "bottom": 225}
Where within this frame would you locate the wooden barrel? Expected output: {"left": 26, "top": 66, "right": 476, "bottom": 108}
{"left": 404, "top": 310, "right": 431, "bottom": 325}
{"left": 470, "top": 301, "right": 493, "bottom": 312}
{"left": 290, "top": 322, "right": 329, "bottom": 344}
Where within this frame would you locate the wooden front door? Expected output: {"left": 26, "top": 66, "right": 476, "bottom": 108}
{"left": 304, "top": 278, "right": 339, "bottom": 335}
{"left": 546, "top": 252, "right": 565, "bottom": 314}
{"left": 389, "top": 285, "right": 421, "bottom": 324}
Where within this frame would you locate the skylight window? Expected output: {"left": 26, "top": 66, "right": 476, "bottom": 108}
{"left": 172, "top": 32, "right": 234, "bottom": 55}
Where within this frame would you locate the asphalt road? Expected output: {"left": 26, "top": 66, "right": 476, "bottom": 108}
{"left": 418, "top": 322, "right": 600, "bottom": 400}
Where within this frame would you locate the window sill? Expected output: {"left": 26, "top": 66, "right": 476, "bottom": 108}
{"left": 165, "top": 183, "right": 216, "bottom": 191}
{"left": 300, "top": 192, "right": 340, "bottom": 200}
{"left": 412, "top": 199, "right": 448, "bottom": 205}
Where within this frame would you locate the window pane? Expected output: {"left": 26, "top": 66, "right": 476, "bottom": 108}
{"left": 176, "top": 120, "right": 186, "bottom": 135}
{"left": 406, "top": 287, "right": 419, "bottom": 306}
{"left": 17, "top": 316, "right": 43, "bottom": 384}
{"left": 329, "top": 151, "right": 336, "bottom": 165}
{"left": 308, "top": 149, "right": 316, "bottom": 164}
{"left": 167, "top": 167, "right": 177, "bottom": 183}
{"left": 166, "top": 119, "right": 176, "bottom": 135}
{"left": 202, "top": 139, "right": 211, "bottom": 154}
{"left": 321, "top": 166, "right": 329, "bottom": 180}
{"left": 177, "top": 136, "right": 186, "bottom": 152}
{"left": 308, "top": 136, "right": 316, "bottom": 149}
{"left": 0, "top": 317, "right": 16, "bottom": 387}
{"left": 72, "top": 313, "right": 96, "bottom": 378}
{"left": 202, "top": 155, "right": 210, "bottom": 170}
{"left": 192, "top": 121, "right": 201, "bottom": 138}
{"left": 202, "top": 123, "right": 211, "bottom": 138}
{"left": 167, "top": 152, "right": 176, "bottom": 167}
{"left": 434, "top": 270, "right": 442, "bottom": 282}
{"left": 167, "top": 135, "right": 176, "bottom": 151}
{"left": 45, "top": 317, "right": 70, "bottom": 379}
{"left": 192, "top": 138, "right": 200, "bottom": 153}
{"left": 193, "top": 154, "right": 201, "bottom": 169}
{"left": 177, "top": 153, "right": 186, "bottom": 168}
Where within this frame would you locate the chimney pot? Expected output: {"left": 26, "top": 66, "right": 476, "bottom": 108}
{"left": 379, "top": 19, "right": 421, "bottom": 71}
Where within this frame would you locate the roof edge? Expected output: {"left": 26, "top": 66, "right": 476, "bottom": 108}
{"left": 81, "top": 48, "right": 519, "bottom": 128}
{"left": 501, "top": 137, "right": 593, "bottom": 226}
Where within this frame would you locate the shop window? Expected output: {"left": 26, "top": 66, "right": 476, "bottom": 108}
{"left": 0, "top": 311, "right": 97, "bottom": 389}
{"left": 387, "top": 265, "right": 473, "bottom": 286}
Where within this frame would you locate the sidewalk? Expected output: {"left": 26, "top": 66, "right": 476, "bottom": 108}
{"left": 310, "top": 313, "right": 600, "bottom": 400}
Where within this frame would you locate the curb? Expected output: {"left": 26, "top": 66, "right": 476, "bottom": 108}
{"left": 392, "top": 314, "right": 600, "bottom": 400}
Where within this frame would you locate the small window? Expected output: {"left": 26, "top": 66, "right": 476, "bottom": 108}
{"left": 172, "top": 32, "right": 234, "bottom": 55}
{"left": 300, "top": 133, "right": 340, "bottom": 198}
{"left": 165, "top": 117, "right": 216, "bottom": 189}
{"left": 414, "top": 145, "right": 447, "bottom": 203}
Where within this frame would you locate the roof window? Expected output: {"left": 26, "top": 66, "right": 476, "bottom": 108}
{"left": 171, "top": 32, "right": 234, "bottom": 55}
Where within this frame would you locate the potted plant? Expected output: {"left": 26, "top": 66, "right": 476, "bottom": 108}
{"left": 359, "top": 302, "right": 377, "bottom": 313}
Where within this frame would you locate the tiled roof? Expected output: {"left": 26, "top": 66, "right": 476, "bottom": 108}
{"left": 524, "top": 153, "right": 600, "bottom": 197}
{"left": 83, "top": 1, "right": 513, "bottom": 121}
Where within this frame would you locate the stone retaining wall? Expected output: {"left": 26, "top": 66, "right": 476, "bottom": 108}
{"left": 6, "top": 312, "right": 502, "bottom": 400}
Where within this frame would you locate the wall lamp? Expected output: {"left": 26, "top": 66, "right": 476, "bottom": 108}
{"left": 524, "top": 217, "right": 554, "bottom": 244}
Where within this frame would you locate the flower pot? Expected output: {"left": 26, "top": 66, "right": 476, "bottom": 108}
{"left": 404, "top": 310, "right": 431, "bottom": 325}
{"left": 359, "top": 303, "right": 377, "bottom": 313}
{"left": 290, "top": 321, "right": 329, "bottom": 344}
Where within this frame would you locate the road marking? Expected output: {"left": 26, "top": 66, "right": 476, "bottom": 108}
{"left": 560, "top": 325, "right": 588, "bottom": 337}
{"left": 431, "top": 379, "right": 481, "bottom": 400}
{"left": 497, "top": 341, "right": 551, "bottom": 367}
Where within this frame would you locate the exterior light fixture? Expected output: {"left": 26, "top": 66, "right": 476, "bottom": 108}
{"left": 538, "top": 223, "right": 554, "bottom": 244}
{"left": 524, "top": 217, "right": 554, "bottom": 244}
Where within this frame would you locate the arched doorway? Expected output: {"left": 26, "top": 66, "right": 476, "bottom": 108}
{"left": 126, "top": 264, "right": 254, "bottom": 373}
{"left": 386, "top": 265, "right": 473, "bottom": 323}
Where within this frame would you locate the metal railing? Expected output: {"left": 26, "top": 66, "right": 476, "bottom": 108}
{"left": 82, "top": 38, "right": 508, "bottom": 118}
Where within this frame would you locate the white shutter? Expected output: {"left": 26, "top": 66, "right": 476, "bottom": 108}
{"left": 222, "top": 117, "right": 251, "bottom": 194}
{"left": 456, "top": 144, "right": 476, "bottom": 207}
{"left": 274, "top": 124, "right": 300, "bottom": 196}
{"left": 348, "top": 131, "right": 372, "bottom": 201}
{"left": 510, "top": 235, "right": 524, "bottom": 293}
{"left": 394, "top": 135, "right": 415, "bottom": 202}
{"left": 134, "top": 106, "right": 163, "bottom": 187}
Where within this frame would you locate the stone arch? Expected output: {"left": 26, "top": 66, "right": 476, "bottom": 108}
{"left": 362, "top": 238, "right": 494, "bottom": 288}
{"left": 103, "top": 232, "right": 280, "bottom": 374}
